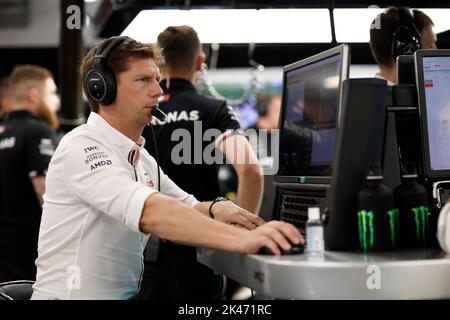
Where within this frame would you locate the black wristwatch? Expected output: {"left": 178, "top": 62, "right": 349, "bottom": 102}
{"left": 208, "top": 197, "right": 229, "bottom": 219}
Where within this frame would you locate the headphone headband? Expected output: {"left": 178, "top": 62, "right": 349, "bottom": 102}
{"left": 95, "top": 36, "right": 129, "bottom": 61}
{"left": 398, "top": 7, "right": 414, "bottom": 25}
{"left": 391, "top": 6, "right": 421, "bottom": 59}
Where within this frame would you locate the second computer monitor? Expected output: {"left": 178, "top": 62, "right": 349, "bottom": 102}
{"left": 415, "top": 49, "right": 450, "bottom": 178}
{"left": 277, "top": 44, "right": 350, "bottom": 184}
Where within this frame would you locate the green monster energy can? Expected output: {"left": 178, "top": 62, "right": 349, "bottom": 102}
{"left": 394, "top": 163, "right": 429, "bottom": 248}
{"left": 357, "top": 163, "right": 399, "bottom": 252}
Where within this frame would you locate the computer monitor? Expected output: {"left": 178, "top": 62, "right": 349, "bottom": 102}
{"left": 277, "top": 45, "right": 350, "bottom": 184}
{"left": 415, "top": 49, "right": 450, "bottom": 178}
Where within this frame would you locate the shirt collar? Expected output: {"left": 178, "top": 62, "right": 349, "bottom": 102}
{"left": 7, "top": 110, "right": 39, "bottom": 120}
{"left": 375, "top": 72, "right": 395, "bottom": 86}
{"left": 160, "top": 78, "right": 196, "bottom": 93}
{"left": 86, "top": 112, "right": 146, "bottom": 162}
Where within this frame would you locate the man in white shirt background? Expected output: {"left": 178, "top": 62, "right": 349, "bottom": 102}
{"left": 31, "top": 36, "right": 303, "bottom": 300}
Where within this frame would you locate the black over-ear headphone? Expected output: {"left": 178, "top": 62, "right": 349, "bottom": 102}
{"left": 85, "top": 36, "right": 129, "bottom": 106}
{"left": 391, "top": 7, "right": 421, "bottom": 59}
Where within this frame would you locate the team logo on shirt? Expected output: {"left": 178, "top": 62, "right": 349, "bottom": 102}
{"left": 143, "top": 172, "right": 154, "bottom": 187}
{"left": 82, "top": 145, "right": 113, "bottom": 171}
{"left": 90, "top": 160, "right": 112, "bottom": 171}
{"left": 150, "top": 110, "right": 199, "bottom": 125}
{"left": 84, "top": 146, "right": 100, "bottom": 153}
{"left": 39, "top": 138, "right": 55, "bottom": 156}
{"left": 0, "top": 137, "right": 15, "bottom": 150}
{"left": 226, "top": 105, "right": 239, "bottom": 122}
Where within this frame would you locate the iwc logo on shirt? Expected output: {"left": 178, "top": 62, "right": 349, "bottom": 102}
{"left": 82, "top": 145, "right": 113, "bottom": 171}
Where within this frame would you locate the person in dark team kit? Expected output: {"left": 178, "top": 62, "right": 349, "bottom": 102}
{"left": 0, "top": 65, "right": 58, "bottom": 282}
{"left": 369, "top": 7, "right": 436, "bottom": 85}
{"left": 138, "top": 25, "right": 264, "bottom": 300}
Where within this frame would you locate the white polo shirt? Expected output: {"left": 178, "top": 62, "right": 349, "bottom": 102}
{"left": 31, "top": 112, "right": 198, "bottom": 300}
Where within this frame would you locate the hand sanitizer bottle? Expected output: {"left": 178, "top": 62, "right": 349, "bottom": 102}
{"left": 306, "top": 207, "right": 325, "bottom": 254}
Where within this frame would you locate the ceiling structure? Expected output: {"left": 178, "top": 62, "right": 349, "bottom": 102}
{"left": 95, "top": 0, "right": 450, "bottom": 68}
{"left": 0, "top": 0, "right": 448, "bottom": 75}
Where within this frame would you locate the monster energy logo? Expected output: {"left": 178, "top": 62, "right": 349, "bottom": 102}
{"left": 358, "top": 209, "right": 399, "bottom": 251}
{"left": 358, "top": 210, "right": 374, "bottom": 251}
{"left": 411, "top": 205, "right": 429, "bottom": 244}
{"left": 387, "top": 209, "right": 399, "bottom": 248}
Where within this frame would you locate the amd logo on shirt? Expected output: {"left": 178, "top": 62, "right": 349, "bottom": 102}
{"left": 90, "top": 160, "right": 112, "bottom": 171}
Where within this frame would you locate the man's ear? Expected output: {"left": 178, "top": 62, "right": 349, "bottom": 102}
{"left": 26, "top": 87, "right": 40, "bottom": 105}
{"left": 195, "top": 52, "right": 206, "bottom": 72}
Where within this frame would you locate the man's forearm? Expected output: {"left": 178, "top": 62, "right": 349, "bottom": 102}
{"left": 236, "top": 165, "right": 263, "bottom": 214}
{"left": 31, "top": 176, "right": 46, "bottom": 206}
{"left": 219, "top": 134, "right": 264, "bottom": 214}
{"left": 140, "top": 193, "right": 245, "bottom": 251}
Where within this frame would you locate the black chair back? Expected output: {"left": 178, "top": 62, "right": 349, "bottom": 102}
{"left": 0, "top": 280, "right": 34, "bottom": 300}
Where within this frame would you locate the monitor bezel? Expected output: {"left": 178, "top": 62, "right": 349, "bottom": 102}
{"left": 415, "top": 49, "right": 450, "bottom": 178}
{"left": 276, "top": 44, "right": 350, "bottom": 183}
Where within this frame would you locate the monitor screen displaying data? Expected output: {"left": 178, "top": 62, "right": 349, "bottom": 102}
{"left": 416, "top": 50, "right": 450, "bottom": 177}
{"left": 278, "top": 45, "right": 349, "bottom": 178}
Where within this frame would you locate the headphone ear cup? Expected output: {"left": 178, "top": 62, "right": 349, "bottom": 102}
{"left": 85, "top": 65, "right": 117, "bottom": 106}
{"left": 393, "top": 26, "right": 421, "bottom": 58}
{"left": 99, "top": 67, "right": 117, "bottom": 106}
{"left": 84, "top": 36, "right": 128, "bottom": 106}
{"left": 391, "top": 7, "right": 421, "bottom": 59}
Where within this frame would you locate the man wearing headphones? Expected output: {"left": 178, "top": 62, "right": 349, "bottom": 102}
{"left": 370, "top": 6, "right": 437, "bottom": 85}
{"left": 31, "top": 36, "right": 303, "bottom": 300}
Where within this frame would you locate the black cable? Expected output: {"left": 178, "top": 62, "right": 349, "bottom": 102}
{"left": 328, "top": 0, "right": 337, "bottom": 45}
{"left": 148, "top": 124, "right": 182, "bottom": 300}
{"left": 148, "top": 125, "right": 161, "bottom": 192}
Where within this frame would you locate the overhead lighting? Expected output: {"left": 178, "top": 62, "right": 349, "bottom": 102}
{"left": 324, "top": 75, "right": 339, "bottom": 89}
{"left": 334, "top": 8, "right": 450, "bottom": 43}
{"left": 419, "top": 9, "right": 450, "bottom": 34}
{"left": 333, "top": 8, "right": 384, "bottom": 43}
{"left": 121, "top": 9, "right": 331, "bottom": 43}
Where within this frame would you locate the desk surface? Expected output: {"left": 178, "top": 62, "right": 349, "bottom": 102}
{"left": 198, "top": 248, "right": 450, "bottom": 299}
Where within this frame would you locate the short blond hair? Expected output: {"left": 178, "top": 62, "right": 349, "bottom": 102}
{"left": 8, "top": 65, "right": 53, "bottom": 102}
{"left": 157, "top": 25, "right": 201, "bottom": 74}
